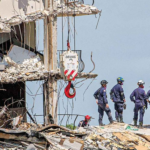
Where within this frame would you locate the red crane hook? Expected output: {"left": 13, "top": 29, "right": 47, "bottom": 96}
{"left": 64, "top": 81, "right": 76, "bottom": 99}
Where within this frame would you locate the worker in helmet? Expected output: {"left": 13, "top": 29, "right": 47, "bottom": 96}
{"left": 78, "top": 115, "right": 91, "bottom": 127}
{"left": 93, "top": 80, "right": 113, "bottom": 126}
{"left": 110, "top": 77, "right": 126, "bottom": 123}
{"left": 130, "top": 80, "right": 148, "bottom": 128}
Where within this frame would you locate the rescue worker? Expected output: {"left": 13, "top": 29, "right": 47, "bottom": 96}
{"left": 93, "top": 80, "right": 113, "bottom": 126}
{"left": 110, "top": 77, "right": 126, "bottom": 123}
{"left": 146, "top": 89, "right": 150, "bottom": 103}
{"left": 78, "top": 115, "right": 91, "bottom": 127}
{"left": 130, "top": 80, "right": 148, "bottom": 128}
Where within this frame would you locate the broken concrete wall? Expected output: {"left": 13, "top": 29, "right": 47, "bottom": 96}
{"left": 7, "top": 45, "right": 36, "bottom": 64}
{"left": 0, "top": 0, "right": 44, "bottom": 21}
{"left": 0, "top": 0, "right": 100, "bottom": 33}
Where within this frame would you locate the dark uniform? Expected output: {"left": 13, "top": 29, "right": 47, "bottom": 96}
{"left": 147, "top": 90, "right": 150, "bottom": 99}
{"left": 78, "top": 120, "right": 89, "bottom": 127}
{"left": 130, "top": 87, "right": 147, "bottom": 125}
{"left": 110, "top": 84, "right": 125, "bottom": 122}
{"left": 94, "top": 86, "right": 113, "bottom": 125}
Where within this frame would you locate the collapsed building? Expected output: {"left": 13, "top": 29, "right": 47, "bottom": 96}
{"left": 0, "top": 0, "right": 100, "bottom": 149}
{"left": 0, "top": 0, "right": 99, "bottom": 124}
{"left": 0, "top": 0, "right": 150, "bottom": 150}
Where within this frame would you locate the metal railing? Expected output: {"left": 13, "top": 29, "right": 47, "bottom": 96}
{"left": 57, "top": 50, "right": 85, "bottom": 73}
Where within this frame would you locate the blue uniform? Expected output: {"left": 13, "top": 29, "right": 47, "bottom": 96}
{"left": 130, "top": 87, "right": 147, "bottom": 123}
{"left": 147, "top": 90, "right": 150, "bottom": 99}
{"left": 94, "top": 87, "right": 113, "bottom": 125}
{"left": 78, "top": 120, "right": 89, "bottom": 127}
{"left": 110, "top": 84, "right": 125, "bottom": 121}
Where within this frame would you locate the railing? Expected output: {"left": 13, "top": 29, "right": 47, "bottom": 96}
{"left": 57, "top": 50, "right": 85, "bottom": 73}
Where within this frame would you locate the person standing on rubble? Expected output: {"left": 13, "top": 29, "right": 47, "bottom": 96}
{"left": 146, "top": 89, "right": 150, "bottom": 103}
{"left": 110, "top": 77, "right": 126, "bottom": 123}
{"left": 130, "top": 80, "right": 148, "bottom": 128}
{"left": 78, "top": 115, "right": 91, "bottom": 127}
{"left": 93, "top": 80, "right": 114, "bottom": 126}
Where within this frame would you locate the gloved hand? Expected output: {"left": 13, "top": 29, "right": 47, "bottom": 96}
{"left": 123, "top": 103, "right": 126, "bottom": 110}
{"left": 143, "top": 105, "right": 147, "bottom": 110}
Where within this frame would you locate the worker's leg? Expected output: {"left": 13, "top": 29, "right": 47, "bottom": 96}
{"left": 117, "top": 103, "right": 124, "bottom": 122}
{"left": 98, "top": 104, "right": 104, "bottom": 125}
{"left": 133, "top": 103, "right": 139, "bottom": 123}
{"left": 104, "top": 105, "right": 113, "bottom": 123}
{"left": 139, "top": 106, "right": 145, "bottom": 124}
{"left": 115, "top": 103, "right": 119, "bottom": 121}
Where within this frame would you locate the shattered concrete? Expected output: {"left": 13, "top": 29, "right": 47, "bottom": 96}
{"left": 0, "top": 53, "right": 97, "bottom": 83}
{"left": 7, "top": 45, "right": 36, "bottom": 64}
{"left": 0, "top": 122, "right": 149, "bottom": 149}
{"left": 0, "top": 55, "right": 48, "bottom": 83}
{"left": 0, "top": 0, "right": 100, "bottom": 33}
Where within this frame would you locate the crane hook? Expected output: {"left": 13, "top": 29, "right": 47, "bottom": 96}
{"left": 64, "top": 81, "right": 76, "bottom": 99}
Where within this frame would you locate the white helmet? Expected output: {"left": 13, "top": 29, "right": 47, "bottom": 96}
{"left": 138, "top": 80, "right": 145, "bottom": 85}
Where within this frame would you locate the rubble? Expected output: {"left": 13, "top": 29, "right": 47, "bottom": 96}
{"left": 0, "top": 0, "right": 100, "bottom": 33}
{"left": 0, "top": 121, "right": 149, "bottom": 149}
{"left": 7, "top": 45, "right": 36, "bottom": 64}
{"left": 0, "top": 54, "right": 97, "bottom": 84}
{"left": 0, "top": 55, "right": 47, "bottom": 83}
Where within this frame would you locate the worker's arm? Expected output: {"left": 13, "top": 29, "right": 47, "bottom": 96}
{"left": 146, "top": 90, "right": 150, "bottom": 101}
{"left": 142, "top": 90, "right": 148, "bottom": 108}
{"left": 110, "top": 89, "right": 114, "bottom": 101}
{"left": 78, "top": 121, "right": 83, "bottom": 127}
{"left": 94, "top": 88, "right": 101, "bottom": 104}
{"left": 93, "top": 88, "right": 100, "bottom": 99}
{"left": 130, "top": 90, "right": 135, "bottom": 103}
{"left": 119, "top": 86, "right": 126, "bottom": 102}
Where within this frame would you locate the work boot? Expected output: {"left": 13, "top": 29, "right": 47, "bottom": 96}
{"left": 138, "top": 122, "right": 143, "bottom": 129}
{"left": 108, "top": 120, "right": 114, "bottom": 125}
{"left": 116, "top": 118, "right": 119, "bottom": 122}
{"left": 99, "top": 123, "right": 105, "bottom": 126}
{"left": 133, "top": 120, "right": 137, "bottom": 126}
{"left": 120, "top": 117, "right": 124, "bottom": 123}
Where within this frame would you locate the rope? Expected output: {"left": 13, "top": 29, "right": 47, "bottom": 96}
{"left": 62, "top": 0, "right": 64, "bottom": 50}
{"left": 67, "top": 0, "right": 70, "bottom": 49}
{"left": 74, "top": 0, "right": 76, "bottom": 50}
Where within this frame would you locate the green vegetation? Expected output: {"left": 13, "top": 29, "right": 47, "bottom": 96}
{"left": 61, "top": 124, "right": 76, "bottom": 130}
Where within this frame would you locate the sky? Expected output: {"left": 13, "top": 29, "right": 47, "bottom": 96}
{"left": 27, "top": 0, "right": 150, "bottom": 126}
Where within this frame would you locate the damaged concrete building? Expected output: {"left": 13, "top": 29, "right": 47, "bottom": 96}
{"left": 0, "top": 0, "right": 101, "bottom": 149}
{"left": 0, "top": 0, "right": 150, "bottom": 150}
{"left": 0, "top": 0, "right": 100, "bottom": 123}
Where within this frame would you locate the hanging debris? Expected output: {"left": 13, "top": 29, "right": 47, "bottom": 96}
{"left": 0, "top": 0, "right": 101, "bottom": 33}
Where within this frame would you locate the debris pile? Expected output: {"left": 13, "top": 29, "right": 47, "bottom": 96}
{"left": 0, "top": 0, "right": 100, "bottom": 33}
{"left": 57, "top": 2, "right": 100, "bottom": 16}
{"left": 0, "top": 118, "right": 149, "bottom": 150}
{"left": 0, "top": 55, "right": 48, "bottom": 83}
